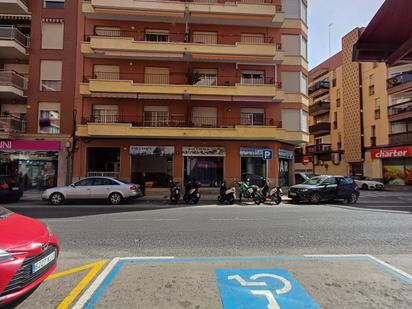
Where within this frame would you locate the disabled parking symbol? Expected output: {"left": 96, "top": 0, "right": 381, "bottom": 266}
{"left": 215, "top": 269, "right": 320, "bottom": 309}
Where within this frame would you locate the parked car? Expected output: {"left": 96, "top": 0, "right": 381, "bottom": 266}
{"left": 295, "top": 172, "right": 310, "bottom": 184}
{"left": 0, "top": 175, "right": 23, "bottom": 203}
{"left": 0, "top": 207, "right": 59, "bottom": 307}
{"left": 42, "top": 177, "right": 142, "bottom": 205}
{"left": 353, "top": 176, "right": 384, "bottom": 190}
{"left": 288, "top": 175, "right": 360, "bottom": 204}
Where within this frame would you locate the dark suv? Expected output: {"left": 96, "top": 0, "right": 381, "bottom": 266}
{"left": 0, "top": 175, "right": 23, "bottom": 203}
{"left": 288, "top": 175, "right": 359, "bottom": 204}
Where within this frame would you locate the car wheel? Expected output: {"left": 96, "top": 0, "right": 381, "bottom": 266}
{"left": 310, "top": 193, "right": 321, "bottom": 204}
{"left": 361, "top": 184, "right": 368, "bottom": 190}
{"left": 109, "top": 192, "right": 123, "bottom": 205}
{"left": 49, "top": 192, "right": 64, "bottom": 205}
{"left": 347, "top": 192, "right": 358, "bottom": 204}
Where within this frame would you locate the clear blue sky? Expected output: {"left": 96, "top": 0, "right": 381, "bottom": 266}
{"left": 308, "top": 0, "right": 385, "bottom": 69}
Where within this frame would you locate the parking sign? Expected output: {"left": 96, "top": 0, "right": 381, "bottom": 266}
{"left": 263, "top": 150, "right": 272, "bottom": 160}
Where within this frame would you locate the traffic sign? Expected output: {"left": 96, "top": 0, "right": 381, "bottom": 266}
{"left": 263, "top": 150, "right": 273, "bottom": 160}
{"left": 216, "top": 268, "right": 319, "bottom": 309}
{"left": 303, "top": 156, "right": 310, "bottom": 165}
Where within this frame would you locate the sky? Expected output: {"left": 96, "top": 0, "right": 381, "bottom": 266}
{"left": 308, "top": 0, "right": 385, "bottom": 69}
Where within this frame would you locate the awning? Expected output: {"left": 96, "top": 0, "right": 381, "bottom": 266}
{"left": 0, "top": 14, "right": 31, "bottom": 20}
{"left": 352, "top": 0, "right": 412, "bottom": 65}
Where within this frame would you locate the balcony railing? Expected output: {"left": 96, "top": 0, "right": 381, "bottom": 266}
{"left": 84, "top": 72, "right": 278, "bottom": 87}
{"left": 308, "top": 80, "right": 330, "bottom": 96}
{"left": 309, "top": 122, "right": 331, "bottom": 135}
{"left": 86, "top": 31, "right": 278, "bottom": 46}
{"left": 306, "top": 144, "right": 332, "bottom": 154}
{"left": 0, "top": 70, "right": 28, "bottom": 90}
{"left": 0, "top": 26, "right": 30, "bottom": 47}
{"left": 84, "top": 0, "right": 281, "bottom": 7}
{"left": 389, "top": 132, "right": 412, "bottom": 146}
{"left": 309, "top": 100, "right": 330, "bottom": 116}
{"left": 82, "top": 114, "right": 281, "bottom": 128}
{"left": 87, "top": 171, "right": 120, "bottom": 178}
{"left": 387, "top": 70, "right": 412, "bottom": 90}
{"left": 388, "top": 100, "right": 412, "bottom": 117}
{"left": 0, "top": 116, "right": 26, "bottom": 133}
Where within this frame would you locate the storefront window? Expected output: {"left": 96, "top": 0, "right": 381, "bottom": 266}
{"left": 87, "top": 147, "right": 120, "bottom": 178}
{"left": 185, "top": 156, "right": 223, "bottom": 187}
{"left": 383, "top": 158, "right": 412, "bottom": 185}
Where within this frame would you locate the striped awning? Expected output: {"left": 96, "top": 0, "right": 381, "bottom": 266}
{"left": 42, "top": 17, "right": 64, "bottom": 23}
{"left": 0, "top": 14, "right": 31, "bottom": 20}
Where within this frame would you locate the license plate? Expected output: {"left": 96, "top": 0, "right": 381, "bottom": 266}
{"left": 289, "top": 192, "right": 297, "bottom": 196}
{"left": 32, "top": 250, "right": 56, "bottom": 274}
{"left": 11, "top": 187, "right": 19, "bottom": 191}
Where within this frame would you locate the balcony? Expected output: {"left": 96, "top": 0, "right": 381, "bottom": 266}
{"left": 308, "top": 80, "right": 330, "bottom": 97}
{"left": 306, "top": 144, "right": 332, "bottom": 154}
{"left": 0, "top": 26, "right": 29, "bottom": 60}
{"left": 0, "top": 116, "right": 26, "bottom": 138}
{"left": 82, "top": 33, "right": 284, "bottom": 64}
{"left": 388, "top": 100, "right": 412, "bottom": 121}
{"left": 389, "top": 132, "right": 412, "bottom": 146}
{"left": 78, "top": 114, "right": 308, "bottom": 144}
{"left": 309, "top": 100, "right": 330, "bottom": 116}
{"left": 0, "top": 0, "right": 29, "bottom": 14}
{"left": 0, "top": 70, "right": 27, "bottom": 99}
{"left": 80, "top": 72, "right": 283, "bottom": 102}
{"left": 387, "top": 71, "right": 412, "bottom": 95}
{"left": 309, "top": 122, "right": 331, "bottom": 136}
{"left": 82, "top": 0, "right": 284, "bottom": 27}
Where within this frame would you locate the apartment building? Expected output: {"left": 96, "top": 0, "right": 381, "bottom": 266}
{"left": 354, "top": 0, "right": 412, "bottom": 186}
{"left": 296, "top": 28, "right": 390, "bottom": 179}
{"left": 72, "top": 0, "right": 309, "bottom": 188}
{"left": 0, "top": 0, "right": 77, "bottom": 190}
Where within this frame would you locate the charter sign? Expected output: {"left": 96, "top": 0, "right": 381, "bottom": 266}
{"left": 371, "top": 147, "right": 412, "bottom": 159}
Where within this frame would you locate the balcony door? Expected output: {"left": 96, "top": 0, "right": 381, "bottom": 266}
{"left": 144, "top": 29, "right": 170, "bottom": 42}
{"left": 93, "top": 105, "right": 119, "bottom": 123}
{"left": 192, "top": 31, "right": 217, "bottom": 44}
{"left": 144, "top": 67, "right": 169, "bottom": 84}
{"left": 240, "top": 33, "right": 265, "bottom": 44}
{"left": 193, "top": 69, "right": 217, "bottom": 86}
{"left": 241, "top": 71, "right": 265, "bottom": 84}
{"left": 144, "top": 106, "right": 169, "bottom": 127}
{"left": 192, "top": 107, "right": 217, "bottom": 127}
{"left": 93, "top": 65, "right": 120, "bottom": 80}
{"left": 240, "top": 108, "right": 264, "bottom": 125}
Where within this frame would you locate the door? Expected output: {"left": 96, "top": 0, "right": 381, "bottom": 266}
{"left": 90, "top": 178, "right": 119, "bottom": 199}
{"left": 66, "top": 178, "right": 94, "bottom": 199}
{"left": 336, "top": 177, "right": 354, "bottom": 199}
{"left": 191, "top": 107, "right": 217, "bottom": 127}
{"left": 321, "top": 177, "right": 338, "bottom": 199}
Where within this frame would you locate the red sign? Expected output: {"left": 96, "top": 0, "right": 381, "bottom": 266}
{"left": 371, "top": 147, "right": 412, "bottom": 159}
{"left": 0, "top": 140, "right": 61, "bottom": 151}
{"left": 302, "top": 156, "right": 310, "bottom": 165}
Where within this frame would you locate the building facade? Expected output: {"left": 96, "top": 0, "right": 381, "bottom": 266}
{"left": 72, "top": 0, "right": 310, "bottom": 189}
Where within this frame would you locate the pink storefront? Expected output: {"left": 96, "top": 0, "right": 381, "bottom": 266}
{"left": 0, "top": 140, "right": 61, "bottom": 190}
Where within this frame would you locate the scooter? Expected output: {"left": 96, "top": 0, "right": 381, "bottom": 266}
{"left": 237, "top": 179, "right": 263, "bottom": 205}
{"left": 260, "top": 179, "right": 283, "bottom": 205}
{"left": 169, "top": 180, "right": 180, "bottom": 204}
{"left": 183, "top": 180, "right": 201, "bottom": 204}
{"left": 217, "top": 182, "right": 236, "bottom": 205}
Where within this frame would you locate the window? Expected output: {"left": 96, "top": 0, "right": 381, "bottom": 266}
{"left": 337, "top": 133, "right": 342, "bottom": 149}
{"left": 95, "top": 26, "right": 120, "bottom": 37}
{"left": 240, "top": 33, "right": 265, "bottom": 44}
{"left": 193, "top": 69, "right": 217, "bottom": 86}
{"left": 240, "top": 108, "right": 264, "bottom": 126}
{"left": 301, "top": 110, "right": 309, "bottom": 132}
{"left": 375, "top": 98, "right": 381, "bottom": 119}
{"left": 371, "top": 125, "right": 376, "bottom": 146}
{"left": 241, "top": 71, "right": 265, "bottom": 84}
{"left": 75, "top": 178, "right": 94, "bottom": 186}
{"left": 41, "top": 22, "right": 64, "bottom": 49}
{"left": 300, "top": 73, "right": 308, "bottom": 95}
{"left": 40, "top": 60, "right": 62, "bottom": 91}
{"left": 191, "top": 107, "right": 217, "bottom": 127}
{"left": 323, "top": 177, "right": 337, "bottom": 185}
{"left": 38, "top": 102, "right": 60, "bottom": 134}
{"left": 369, "top": 74, "right": 375, "bottom": 85}
{"left": 333, "top": 112, "right": 338, "bottom": 129}
{"left": 336, "top": 89, "right": 341, "bottom": 107}
{"left": 192, "top": 32, "right": 217, "bottom": 44}
{"left": 369, "top": 85, "right": 375, "bottom": 96}
{"left": 281, "top": 72, "right": 300, "bottom": 93}
{"left": 281, "top": 109, "right": 300, "bottom": 131}
{"left": 144, "top": 67, "right": 169, "bottom": 84}
{"left": 93, "top": 178, "right": 118, "bottom": 186}
{"left": 283, "top": 0, "right": 300, "bottom": 19}
{"left": 144, "top": 106, "right": 169, "bottom": 127}
{"left": 92, "top": 105, "right": 118, "bottom": 123}
{"left": 144, "top": 29, "right": 169, "bottom": 42}
{"left": 93, "top": 65, "right": 120, "bottom": 80}
{"left": 300, "top": 1, "right": 307, "bottom": 24}
{"left": 391, "top": 121, "right": 407, "bottom": 134}
{"left": 281, "top": 35, "right": 300, "bottom": 55}
{"left": 44, "top": 0, "right": 64, "bottom": 9}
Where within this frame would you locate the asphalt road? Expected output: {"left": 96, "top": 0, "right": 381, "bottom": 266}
{"left": 3, "top": 190, "right": 412, "bottom": 308}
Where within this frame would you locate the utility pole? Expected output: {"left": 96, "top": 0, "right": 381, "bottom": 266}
{"left": 328, "top": 23, "right": 333, "bottom": 57}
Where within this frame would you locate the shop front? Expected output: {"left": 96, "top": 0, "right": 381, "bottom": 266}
{"left": 130, "top": 146, "right": 174, "bottom": 188}
{"left": 278, "top": 148, "right": 294, "bottom": 187}
{"left": 240, "top": 147, "right": 269, "bottom": 186}
{"left": 0, "top": 140, "right": 61, "bottom": 190}
{"left": 371, "top": 147, "right": 412, "bottom": 185}
{"left": 183, "top": 146, "right": 225, "bottom": 187}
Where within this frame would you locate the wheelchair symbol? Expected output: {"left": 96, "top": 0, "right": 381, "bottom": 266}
{"left": 228, "top": 273, "right": 292, "bottom": 309}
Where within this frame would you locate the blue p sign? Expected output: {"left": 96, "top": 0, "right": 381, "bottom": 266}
{"left": 263, "top": 150, "right": 272, "bottom": 160}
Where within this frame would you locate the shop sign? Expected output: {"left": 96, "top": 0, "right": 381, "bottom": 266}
{"left": 279, "top": 149, "right": 294, "bottom": 160}
{"left": 371, "top": 147, "right": 412, "bottom": 159}
{"left": 0, "top": 140, "right": 60, "bottom": 151}
{"left": 130, "top": 146, "right": 175, "bottom": 156}
{"left": 240, "top": 147, "right": 271, "bottom": 157}
{"left": 182, "top": 146, "right": 226, "bottom": 157}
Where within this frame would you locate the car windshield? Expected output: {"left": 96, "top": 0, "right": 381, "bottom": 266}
{"left": 0, "top": 207, "right": 11, "bottom": 219}
{"left": 303, "top": 176, "right": 328, "bottom": 185}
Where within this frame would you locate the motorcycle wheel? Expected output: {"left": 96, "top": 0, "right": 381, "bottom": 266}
{"left": 217, "top": 195, "right": 225, "bottom": 204}
{"left": 227, "top": 195, "right": 235, "bottom": 205}
{"left": 193, "top": 196, "right": 200, "bottom": 204}
{"left": 183, "top": 195, "right": 190, "bottom": 204}
{"left": 253, "top": 195, "right": 262, "bottom": 205}
{"left": 272, "top": 195, "right": 282, "bottom": 205}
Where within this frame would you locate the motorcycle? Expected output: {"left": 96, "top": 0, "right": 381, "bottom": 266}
{"left": 237, "top": 179, "right": 263, "bottom": 205}
{"left": 169, "top": 180, "right": 180, "bottom": 204}
{"left": 217, "top": 182, "right": 236, "bottom": 205}
{"left": 183, "top": 180, "right": 201, "bottom": 204}
{"left": 260, "top": 179, "right": 283, "bottom": 205}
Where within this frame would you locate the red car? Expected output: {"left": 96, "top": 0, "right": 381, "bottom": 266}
{"left": 0, "top": 207, "right": 59, "bottom": 306}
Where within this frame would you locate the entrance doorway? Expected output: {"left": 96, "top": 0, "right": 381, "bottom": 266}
{"left": 87, "top": 147, "right": 120, "bottom": 178}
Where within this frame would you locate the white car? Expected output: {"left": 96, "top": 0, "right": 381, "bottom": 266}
{"left": 354, "top": 177, "right": 384, "bottom": 190}
{"left": 42, "top": 177, "right": 142, "bottom": 205}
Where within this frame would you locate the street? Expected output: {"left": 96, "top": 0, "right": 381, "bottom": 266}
{"left": 4, "top": 190, "right": 412, "bottom": 308}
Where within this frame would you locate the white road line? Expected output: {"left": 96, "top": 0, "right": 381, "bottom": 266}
{"left": 72, "top": 257, "right": 120, "bottom": 309}
{"left": 43, "top": 219, "right": 84, "bottom": 222}
{"left": 366, "top": 255, "right": 412, "bottom": 281}
{"left": 211, "top": 218, "right": 267, "bottom": 221}
{"left": 112, "top": 219, "right": 179, "bottom": 222}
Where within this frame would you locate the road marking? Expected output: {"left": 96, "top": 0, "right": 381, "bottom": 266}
{"left": 43, "top": 219, "right": 84, "bottom": 222}
{"left": 211, "top": 218, "right": 267, "bottom": 221}
{"left": 112, "top": 219, "right": 179, "bottom": 222}
{"left": 46, "top": 260, "right": 107, "bottom": 309}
